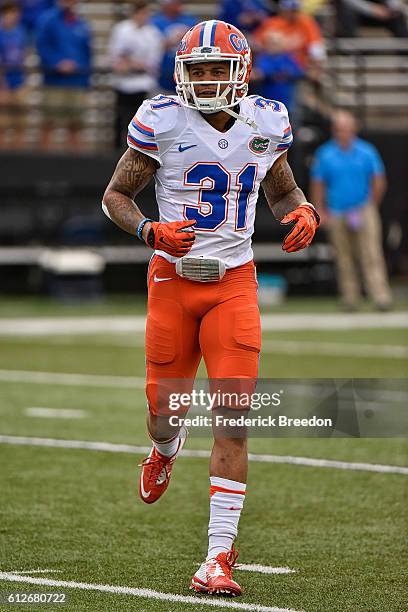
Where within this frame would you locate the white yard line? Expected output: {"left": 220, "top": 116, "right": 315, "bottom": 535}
{"left": 25, "top": 408, "right": 87, "bottom": 419}
{"left": 0, "top": 311, "right": 407, "bottom": 336}
{"left": 10, "top": 335, "right": 407, "bottom": 359}
{"left": 0, "top": 317, "right": 147, "bottom": 336}
{"left": 0, "top": 572, "right": 302, "bottom": 612}
{"left": 10, "top": 569, "right": 63, "bottom": 574}
{"left": 0, "top": 369, "right": 145, "bottom": 388}
{"left": 246, "top": 453, "right": 408, "bottom": 475}
{"left": 0, "top": 435, "right": 145, "bottom": 455}
{"left": 262, "top": 340, "right": 408, "bottom": 359}
{"left": 1, "top": 435, "right": 407, "bottom": 475}
{"left": 236, "top": 566, "right": 295, "bottom": 575}
{"left": 261, "top": 312, "right": 408, "bottom": 331}
{"left": 0, "top": 370, "right": 406, "bottom": 406}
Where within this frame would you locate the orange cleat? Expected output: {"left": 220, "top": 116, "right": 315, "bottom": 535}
{"left": 138, "top": 427, "right": 187, "bottom": 504}
{"left": 190, "top": 547, "right": 241, "bottom": 596}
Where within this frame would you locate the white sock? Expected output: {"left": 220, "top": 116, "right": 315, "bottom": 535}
{"left": 207, "top": 476, "right": 246, "bottom": 561}
{"left": 153, "top": 433, "right": 180, "bottom": 458}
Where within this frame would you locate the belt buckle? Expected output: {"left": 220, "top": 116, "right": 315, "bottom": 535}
{"left": 175, "top": 256, "right": 226, "bottom": 282}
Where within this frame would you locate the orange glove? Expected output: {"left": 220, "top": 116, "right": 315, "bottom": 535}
{"left": 281, "top": 204, "right": 320, "bottom": 253}
{"left": 145, "top": 219, "right": 196, "bottom": 258}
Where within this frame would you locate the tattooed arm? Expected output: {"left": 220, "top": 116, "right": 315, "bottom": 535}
{"left": 103, "top": 148, "right": 196, "bottom": 256}
{"left": 262, "top": 153, "right": 320, "bottom": 253}
{"left": 102, "top": 148, "right": 158, "bottom": 239}
{"left": 261, "top": 153, "right": 307, "bottom": 221}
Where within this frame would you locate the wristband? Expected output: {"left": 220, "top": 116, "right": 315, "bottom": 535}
{"left": 137, "top": 218, "right": 153, "bottom": 241}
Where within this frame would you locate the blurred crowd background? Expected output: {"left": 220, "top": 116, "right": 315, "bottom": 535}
{"left": 0, "top": 0, "right": 407, "bottom": 305}
{"left": 0, "top": 0, "right": 407, "bottom": 151}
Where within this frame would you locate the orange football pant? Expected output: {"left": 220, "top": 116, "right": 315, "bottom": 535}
{"left": 145, "top": 255, "right": 261, "bottom": 416}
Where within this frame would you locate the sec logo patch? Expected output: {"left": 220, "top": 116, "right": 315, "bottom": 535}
{"left": 249, "top": 137, "right": 270, "bottom": 155}
{"left": 218, "top": 139, "right": 229, "bottom": 149}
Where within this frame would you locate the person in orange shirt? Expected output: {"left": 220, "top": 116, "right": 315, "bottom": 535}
{"left": 254, "top": 0, "right": 326, "bottom": 75}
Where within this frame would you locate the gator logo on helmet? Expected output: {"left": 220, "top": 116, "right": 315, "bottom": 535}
{"left": 249, "top": 137, "right": 270, "bottom": 154}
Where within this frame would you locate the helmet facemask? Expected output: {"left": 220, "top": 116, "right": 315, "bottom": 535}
{"left": 175, "top": 50, "right": 250, "bottom": 114}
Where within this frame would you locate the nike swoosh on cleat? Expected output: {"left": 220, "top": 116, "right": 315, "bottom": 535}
{"left": 140, "top": 478, "right": 151, "bottom": 499}
{"left": 178, "top": 144, "right": 198, "bottom": 152}
{"left": 154, "top": 275, "right": 173, "bottom": 283}
{"left": 156, "top": 467, "right": 167, "bottom": 485}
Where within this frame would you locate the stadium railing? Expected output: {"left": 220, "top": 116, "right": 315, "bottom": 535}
{"left": 325, "top": 38, "right": 408, "bottom": 129}
{"left": 2, "top": 0, "right": 408, "bottom": 149}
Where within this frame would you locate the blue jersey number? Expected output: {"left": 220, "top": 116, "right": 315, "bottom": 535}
{"left": 184, "top": 163, "right": 230, "bottom": 231}
{"left": 251, "top": 96, "right": 282, "bottom": 112}
{"left": 236, "top": 164, "right": 257, "bottom": 230}
{"left": 184, "top": 163, "right": 257, "bottom": 232}
{"left": 150, "top": 95, "right": 180, "bottom": 110}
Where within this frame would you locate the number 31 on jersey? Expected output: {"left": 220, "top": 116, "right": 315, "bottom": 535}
{"left": 184, "top": 162, "right": 258, "bottom": 232}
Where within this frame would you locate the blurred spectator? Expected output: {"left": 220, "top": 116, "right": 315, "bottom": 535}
{"left": 0, "top": 0, "right": 27, "bottom": 149}
{"left": 310, "top": 110, "right": 392, "bottom": 311}
{"left": 301, "top": 0, "right": 330, "bottom": 32}
{"left": 20, "top": 0, "right": 55, "bottom": 38}
{"left": 335, "top": 0, "right": 408, "bottom": 37}
{"left": 255, "top": 0, "right": 326, "bottom": 77}
{"left": 36, "top": 0, "right": 92, "bottom": 151}
{"left": 302, "top": 0, "right": 328, "bottom": 16}
{"left": 253, "top": 31, "right": 304, "bottom": 111}
{"left": 218, "top": 0, "right": 271, "bottom": 33}
{"left": 109, "top": 0, "right": 162, "bottom": 149}
{"left": 151, "top": 0, "right": 195, "bottom": 94}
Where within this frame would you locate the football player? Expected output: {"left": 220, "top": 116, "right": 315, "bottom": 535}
{"left": 102, "top": 20, "right": 319, "bottom": 597}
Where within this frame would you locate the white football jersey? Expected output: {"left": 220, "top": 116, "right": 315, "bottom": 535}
{"left": 127, "top": 94, "right": 293, "bottom": 269}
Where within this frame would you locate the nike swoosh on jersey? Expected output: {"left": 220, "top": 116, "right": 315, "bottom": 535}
{"left": 178, "top": 144, "right": 198, "bottom": 152}
{"left": 154, "top": 275, "right": 173, "bottom": 283}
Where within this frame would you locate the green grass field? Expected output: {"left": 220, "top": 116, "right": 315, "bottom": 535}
{"left": 0, "top": 296, "right": 407, "bottom": 612}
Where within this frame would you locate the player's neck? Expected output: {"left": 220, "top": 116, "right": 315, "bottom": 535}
{"left": 200, "top": 110, "right": 236, "bottom": 133}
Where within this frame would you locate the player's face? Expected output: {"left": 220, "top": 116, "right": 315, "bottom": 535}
{"left": 188, "top": 62, "right": 231, "bottom": 98}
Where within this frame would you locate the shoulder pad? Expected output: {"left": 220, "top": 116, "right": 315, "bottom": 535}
{"left": 144, "top": 95, "right": 183, "bottom": 136}
{"left": 246, "top": 96, "right": 293, "bottom": 151}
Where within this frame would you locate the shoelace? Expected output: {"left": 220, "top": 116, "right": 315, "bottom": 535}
{"left": 226, "top": 546, "right": 239, "bottom": 569}
{"left": 218, "top": 547, "right": 239, "bottom": 578}
{"left": 139, "top": 454, "right": 168, "bottom": 484}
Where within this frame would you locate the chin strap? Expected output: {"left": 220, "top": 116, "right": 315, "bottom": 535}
{"left": 223, "top": 105, "right": 258, "bottom": 130}
{"left": 197, "top": 92, "right": 258, "bottom": 130}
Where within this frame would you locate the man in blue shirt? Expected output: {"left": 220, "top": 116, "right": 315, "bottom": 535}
{"left": 219, "top": 0, "right": 270, "bottom": 33}
{"left": 150, "top": 0, "right": 195, "bottom": 94}
{"left": 310, "top": 110, "right": 392, "bottom": 310}
{"left": 253, "top": 31, "right": 304, "bottom": 112}
{"left": 0, "top": 1, "right": 26, "bottom": 89}
{"left": 36, "top": 0, "right": 92, "bottom": 150}
{"left": 0, "top": 1, "right": 28, "bottom": 148}
{"left": 21, "top": 0, "right": 55, "bottom": 38}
